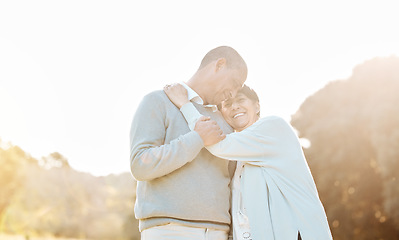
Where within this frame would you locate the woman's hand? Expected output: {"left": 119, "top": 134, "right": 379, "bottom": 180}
{"left": 163, "top": 83, "right": 190, "bottom": 109}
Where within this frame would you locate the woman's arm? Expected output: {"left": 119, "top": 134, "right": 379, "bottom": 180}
{"left": 164, "top": 83, "right": 202, "bottom": 129}
{"left": 164, "top": 83, "right": 225, "bottom": 146}
{"left": 179, "top": 101, "right": 280, "bottom": 164}
{"left": 206, "top": 122, "right": 279, "bottom": 163}
{"left": 163, "top": 83, "right": 190, "bottom": 109}
{"left": 163, "top": 83, "right": 285, "bottom": 164}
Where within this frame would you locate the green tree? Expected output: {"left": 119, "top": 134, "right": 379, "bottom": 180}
{"left": 291, "top": 56, "right": 399, "bottom": 239}
{"left": 0, "top": 140, "right": 34, "bottom": 226}
{"left": 39, "top": 152, "right": 70, "bottom": 169}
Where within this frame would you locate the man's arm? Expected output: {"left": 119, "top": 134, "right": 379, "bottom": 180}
{"left": 129, "top": 92, "right": 205, "bottom": 181}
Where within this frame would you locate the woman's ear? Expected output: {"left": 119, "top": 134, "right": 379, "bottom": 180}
{"left": 255, "top": 102, "right": 260, "bottom": 116}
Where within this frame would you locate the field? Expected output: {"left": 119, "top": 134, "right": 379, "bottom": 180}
{"left": 0, "top": 234, "right": 83, "bottom": 240}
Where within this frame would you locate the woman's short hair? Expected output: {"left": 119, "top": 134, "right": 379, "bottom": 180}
{"left": 218, "top": 85, "right": 260, "bottom": 116}
{"left": 238, "top": 84, "right": 259, "bottom": 104}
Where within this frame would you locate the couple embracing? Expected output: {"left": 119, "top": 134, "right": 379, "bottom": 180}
{"left": 130, "top": 46, "right": 333, "bottom": 240}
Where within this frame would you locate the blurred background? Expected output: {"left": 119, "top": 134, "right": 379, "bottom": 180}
{"left": 1, "top": 0, "right": 399, "bottom": 239}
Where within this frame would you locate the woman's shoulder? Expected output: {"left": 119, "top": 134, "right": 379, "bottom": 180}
{"left": 256, "top": 115, "right": 289, "bottom": 127}
{"left": 250, "top": 116, "right": 293, "bottom": 135}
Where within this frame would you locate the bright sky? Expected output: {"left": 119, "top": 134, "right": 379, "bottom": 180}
{"left": 1, "top": 0, "right": 398, "bottom": 176}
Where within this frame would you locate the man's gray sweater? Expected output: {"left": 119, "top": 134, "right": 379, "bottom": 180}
{"left": 130, "top": 90, "right": 234, "bottom": 232}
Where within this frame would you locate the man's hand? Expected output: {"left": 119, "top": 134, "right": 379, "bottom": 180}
{"left": 163, "top": 83, "right": 189, "bottom": 109}
{"left": 194, "top": 116, "right": 226, "bottom": 146}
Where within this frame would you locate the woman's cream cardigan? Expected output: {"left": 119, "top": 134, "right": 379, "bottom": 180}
{"left": 180, "top": 103, "right": 333, "bottom": 240}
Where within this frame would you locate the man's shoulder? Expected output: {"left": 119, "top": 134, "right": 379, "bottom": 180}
{"left": 141, "top": 90, "right": 168, "bottom": 104}
{"left": 143, "top": 89, "right": 166, "bottom": 99}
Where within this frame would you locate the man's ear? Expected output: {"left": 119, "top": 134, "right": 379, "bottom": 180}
{"left": 215, "top": 58, "right": 226, "bottom": 72}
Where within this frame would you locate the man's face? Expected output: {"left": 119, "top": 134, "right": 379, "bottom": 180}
{"left": 206, "top": 67, "right": 246, "bottom": 105}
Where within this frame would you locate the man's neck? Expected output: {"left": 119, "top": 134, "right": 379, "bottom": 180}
{"left": 186, "top": 77, "right": 209, "bottom": 105}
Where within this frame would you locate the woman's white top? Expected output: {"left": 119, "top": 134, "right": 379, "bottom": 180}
{"left": 180, "top": 102, "right": 333, "bottom": 240}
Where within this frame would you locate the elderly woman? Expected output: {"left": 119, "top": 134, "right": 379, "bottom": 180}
{"left": 164, "top": 83, "right": 333, "bottom": 240}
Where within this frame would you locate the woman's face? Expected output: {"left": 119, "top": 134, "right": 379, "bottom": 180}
{"left": 221, "top": 93, "right": 260, "bottom": 132}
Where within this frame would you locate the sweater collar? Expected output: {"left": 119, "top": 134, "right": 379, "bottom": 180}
{"left": 180, "top": 82, "right": 218, "bottom": 112}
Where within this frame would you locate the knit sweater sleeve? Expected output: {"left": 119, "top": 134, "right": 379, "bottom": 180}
{"left": 206, "top": 118, "right": 281, "bottom": 165}
{"left": 180, "top": 102, "right": 203, "bottom": 130}
{"left": 130, "top": 92, "right": 204, "bottom": 181}
{"left": 207, "top": 117, "right": 298, "bottom": 166}
{"left": 179, "top": 103, "right": 291, "bottom": 166}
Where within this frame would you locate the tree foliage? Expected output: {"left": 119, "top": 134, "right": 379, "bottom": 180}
{"left": 0, "top": 141, "right": 139, "bottom": 240}
{"left": 0, "top": 140, "right": 35, "bottom": 220}
{"left": 291, "top": 56, "right": 399, "bottom": 240}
